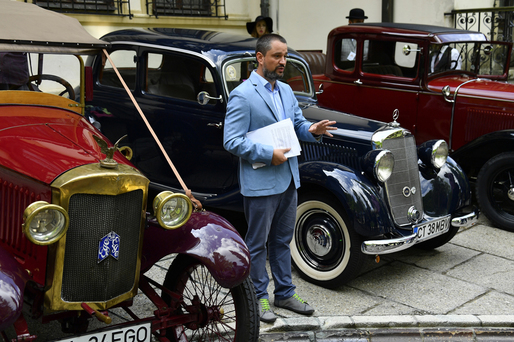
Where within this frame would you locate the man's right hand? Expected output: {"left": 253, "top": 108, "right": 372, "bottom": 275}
{"left": 271, "top": 148, "right": 291, "bottom": 165}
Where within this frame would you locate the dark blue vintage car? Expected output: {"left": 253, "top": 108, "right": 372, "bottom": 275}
{"left": 86, "top": 28, "right": 478, "bottom": 288}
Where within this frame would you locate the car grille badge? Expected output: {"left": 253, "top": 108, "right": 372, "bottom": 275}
{"left": 98, "top": 231, "right": 120, "bottom": 263}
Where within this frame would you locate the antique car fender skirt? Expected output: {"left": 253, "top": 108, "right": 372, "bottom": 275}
{"left": 449, "top": 130, "right": 514, "bottom": 176}
{"left": 141, "top": 211, "right": 250, "bottom": 289}
{"left": 419, "top": 156, "right": 472, "bottom": 216}
{"left": 361, "top": 232, "right": 418, "bottom": 255}
{"left": 0, "top": 248, "right": 28, "bottom": 331}
{"left": 299, "top": 161, "right": 394, "bottom": 237}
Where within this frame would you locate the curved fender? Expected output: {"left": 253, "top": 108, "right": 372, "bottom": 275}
{"left": 451, "top": 130, "right": 514, "bottom": 177}
{"left": 420, "top": 156, "right": 472, "bottom": 217}
{"left": 0, "top": 247, "right": 28, "bottom": 331}
{"left": 299, "top": 161, "right": 395, "bottom": 237}
{"left": 141, "top": 210, "right": 250, "bottom": 289}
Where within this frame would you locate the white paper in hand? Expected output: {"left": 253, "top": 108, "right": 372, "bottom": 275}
{"left": 246, "top": 118, "right": 301, "bottom": 169}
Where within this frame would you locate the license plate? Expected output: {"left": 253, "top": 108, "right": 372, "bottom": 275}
{"left": 53, "top": 322, "right": 151, "bottom": 342}
{"left": 414, "top": 215, "right": 451, "bottom": 242}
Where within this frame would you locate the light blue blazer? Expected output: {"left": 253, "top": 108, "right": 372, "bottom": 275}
{"left": 223, "top": 71, "right": 318, "bottom": 197}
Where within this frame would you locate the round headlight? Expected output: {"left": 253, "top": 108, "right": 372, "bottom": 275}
{"left": 432, "top": 140, "right": 449, "bottom": 169}
{"left": 153, "top": 191, "right": 193, "bottom": 229}
{"left": 374, "top": 150, "right": 395, "bottom": 183}
{"left": 23, "top": 201, "right": 69, "bottom": 245}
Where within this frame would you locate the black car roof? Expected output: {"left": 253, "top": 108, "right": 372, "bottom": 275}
{"left": 354, "top": 22, "right": 477, "bottom": 35}
{"left": 334, "top": 22, "right": 487, "bottom": 43}
{"left": 101, "top": 28, "right": 259, "bottom": 56}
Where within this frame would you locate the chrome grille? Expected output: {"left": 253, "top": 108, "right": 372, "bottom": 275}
{"left": 61, "top": 190, "right": 143, "bottom": 302}
{"left": 382, "top": 135, "right": 423, "bottom": 226}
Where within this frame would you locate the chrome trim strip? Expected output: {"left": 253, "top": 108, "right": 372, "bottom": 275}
{"left": 107, "top": 41, "right": 217, "bottom": 68}
{"left": 448, "top": 78, "right": 482, "bottom": 150}
{"left": 361, "top": 233, "right": 418, "bottom": 255}
{"left": 451, "top": 209, "right": 479, "bottom": 228}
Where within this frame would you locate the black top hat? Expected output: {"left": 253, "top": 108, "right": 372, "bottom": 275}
{"left": 346, "top": 8, "right": 368, "bottom": 20}
{"left": 246, "top": 16, "right": 273, "bottom": 35}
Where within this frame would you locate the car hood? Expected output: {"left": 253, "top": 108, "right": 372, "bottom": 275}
{"left": 302, "top": 104, "right": 385, "bottom": 142}
{"left": 428, "top": 75, "right": 514, "bottom": 101}
{"left": 0, "top": 105, "right": 131, "bottom": 184}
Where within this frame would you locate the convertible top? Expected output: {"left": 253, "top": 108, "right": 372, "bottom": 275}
{"left": 0, "top": 0, "right": 109, "bottom": 54}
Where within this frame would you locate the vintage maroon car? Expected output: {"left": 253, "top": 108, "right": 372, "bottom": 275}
{"left": 0, "top": 2, "right": 257, "bottom": 342}
{"left": 302, "top": 23, "right": 514, "bottom": 231}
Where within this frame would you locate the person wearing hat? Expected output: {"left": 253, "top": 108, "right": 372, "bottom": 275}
{"left": 247, "top": 16, "right": 273, "bottom": 38}
{"left": 346, "top": 8, "right": 368, "bottom": 24}
{"left": 341, "top": 8, "right": 368, "bottom": 63}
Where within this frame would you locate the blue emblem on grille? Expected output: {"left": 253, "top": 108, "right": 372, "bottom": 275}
{"left": 98, "top": 231, "right": 120, "bottom": 263}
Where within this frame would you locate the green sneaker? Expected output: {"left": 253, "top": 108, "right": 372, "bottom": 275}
{"left": 258, "top": 298, "right": 277, "bottom": 323}
{"left": 274, "top": 293, "right": 314, "bottom": 315}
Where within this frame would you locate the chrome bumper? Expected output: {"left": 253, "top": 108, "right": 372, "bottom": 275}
{"left": 361, "top": 208, "right": 479, "bottom": 255}
{"left": 451, "top": 208, "right": 479, "bottom": 228}
{"left": 361, "top": 233, "right": 418, "bottom": 255}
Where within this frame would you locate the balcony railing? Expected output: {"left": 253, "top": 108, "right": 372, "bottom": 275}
{"left": 446, "top": 6, "right": 514, "bottom": 42}
{"left": 147, "top": 0, "right": 227, "bottom": 18}
{"left": 29, "top": 0, "right": 132, "bottom": 18}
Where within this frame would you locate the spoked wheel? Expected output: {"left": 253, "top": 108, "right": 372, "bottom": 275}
{"left": 291, "top": 193, "right": 364, "bottom": 289}
{"left": 27, "top": 74, "right": 75, "bottom": 99}
{"left": 476, "top": 152, "right": 514, "bottom": 232}
{"left": 162, "top": 255, "right": 259, "bottom": 342}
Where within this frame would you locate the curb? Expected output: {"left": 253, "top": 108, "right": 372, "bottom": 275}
{"left": 259, "top": 315, "right": 514, "bottom": 341}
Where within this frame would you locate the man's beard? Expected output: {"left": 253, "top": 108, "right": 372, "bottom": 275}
{"left": 263, "top": 65, "right": 284, "bottom": 81}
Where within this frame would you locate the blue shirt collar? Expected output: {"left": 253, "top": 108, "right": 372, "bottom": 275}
{"left": 253, "top": 70, "right": 280, "bottom": 93}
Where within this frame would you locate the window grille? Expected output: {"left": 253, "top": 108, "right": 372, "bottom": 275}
{"left": 147, "top": 0, "right": 227, "bottom": 18}
{"left": 28, "top": 0, "right": 132, "bottom": 18}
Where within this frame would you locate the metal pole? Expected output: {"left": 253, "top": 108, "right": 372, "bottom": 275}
{"left": 261, "top": 0, "right": 269, "bottom": 17}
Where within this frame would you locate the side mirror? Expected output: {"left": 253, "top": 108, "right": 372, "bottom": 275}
{"left": 316, "top": 83, "right": 324, "bottom": 95}
{"left": 441, "top": 85, "right": 454, "bottom": 103}
{"left": 197, "top": 91, "right": 223, "bottom": 105}
{"left": 402, "top": 44, "right": 421, "bottom": 56}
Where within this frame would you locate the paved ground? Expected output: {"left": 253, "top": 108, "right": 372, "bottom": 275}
{"left": 256, "top": 214, "right": 514, "bottom": 341}
{"left": 5, "top": 214, "right": 514, "bottom": 341}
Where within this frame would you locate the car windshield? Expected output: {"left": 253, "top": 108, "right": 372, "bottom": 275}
{"left": 223, "top": 57, "right": 314, "bottom": 98}
{"left": 428, "top": 41, "right": 511, "bottom": 78}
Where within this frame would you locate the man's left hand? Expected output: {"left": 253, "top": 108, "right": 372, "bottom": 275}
{"left": 309, "top": 120, "right": 337, "bottom": 137}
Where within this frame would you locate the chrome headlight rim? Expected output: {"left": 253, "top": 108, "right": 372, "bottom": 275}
{"left": 153, "top": 191, "right": 193, "bottom": 230}
{"left": 431, "top": 140, "right": 449, "bottom": 169}
{"left": 22, "top": 201, "right": 69, "bottom": 245}
{"left": 374, "top": 150, "right": 395, "bottom": 183}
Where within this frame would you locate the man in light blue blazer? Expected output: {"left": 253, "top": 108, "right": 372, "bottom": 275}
{"left": 223, "top": 33, "right": 336, "bottom": 323}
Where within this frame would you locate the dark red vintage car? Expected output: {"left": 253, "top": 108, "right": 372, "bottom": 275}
{"left": 302, "top": 23, "right": 514, "bottom": 231}
{"left": 0, "top": 2, "right": 257, "bottom": 342}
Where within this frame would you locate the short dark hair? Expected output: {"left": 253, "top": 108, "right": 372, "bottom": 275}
{"left": 256, "top": 34, "right": 287, "bottom": 56}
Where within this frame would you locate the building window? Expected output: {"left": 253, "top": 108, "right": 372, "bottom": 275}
{"left": 30, "top": 0, "right": 131, "bottom": 17}
{"left": 149, "top": 0, "right": 227, "bottom": 18}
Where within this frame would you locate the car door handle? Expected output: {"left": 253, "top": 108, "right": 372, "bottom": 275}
{"left": 208, "top": 122, "right": 223, "bottom": 129}
{"left": 354, "top": 79, "right": 363, "bottom": 85}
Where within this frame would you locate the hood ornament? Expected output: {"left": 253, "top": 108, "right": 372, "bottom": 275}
{"left": 93, "top": 134, "right": 127, "bottom": 169}
{"left": 390, "top": 109, "right": 400, "bottom": 127}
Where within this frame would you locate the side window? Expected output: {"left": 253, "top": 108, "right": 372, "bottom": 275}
{"left": 223, "top": 60, "right": 257, "bottom": 94}
{"left": 362, "top": 40, "right": 418, "bottom": 78}
{"left": 335, "top": 38, "right": 357, "bottom": 71}
{"left": 99, "top": 49, "right": 137, "bottom": 90}
{"left": 145, "top": 52, "right": 214, "bottom": 102}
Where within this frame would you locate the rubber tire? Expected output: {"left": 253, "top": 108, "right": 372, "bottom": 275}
{"left": 162, "top": 254, "right": 259, "bottom": 342}
{"left": 291, "top": 193, "right": 364, "bottom": 289}
{"left": 476, "top": 152, "right": 514, "bottom": 232}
